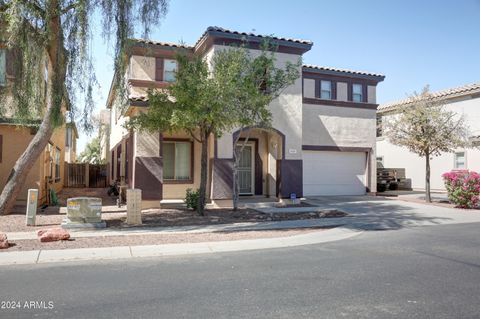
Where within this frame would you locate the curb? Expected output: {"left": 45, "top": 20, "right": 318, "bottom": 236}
{"left": 0, "top": 228, "right": 362, "bottom": 266}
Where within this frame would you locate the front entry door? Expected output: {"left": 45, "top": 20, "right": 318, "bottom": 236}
{"left": 237, "top": 144, "right": 254, "bottom": 195}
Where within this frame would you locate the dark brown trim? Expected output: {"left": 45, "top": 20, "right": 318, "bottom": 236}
{"left": 302, "top": 145, "right": 372, "bottom": 152}
{"left": 128, "top": 79, "right": 171, "bottom": 89}
{"left": 162, "top": 138, "right": 195, "bottom": 184}
{"left": 303, "top": 97, "right": 378, "bottom": 110}
{"left": 302, "top": 69, "right": 384, "bottom": 84}
{"left": 155, "top": 57, "right": 164, "bottom": 81}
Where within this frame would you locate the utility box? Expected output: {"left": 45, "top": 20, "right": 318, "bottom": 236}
{"left": 126, "top": 189, "right": 142, "bottom": 225}
{"left": 25, "top": 189, "right": 38, "bottom": 226}
{"left": 62, "top": 197, "right": 106, "bottom": 229}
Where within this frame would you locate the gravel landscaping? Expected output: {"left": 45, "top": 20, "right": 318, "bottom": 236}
{"left": 0, "top": 207, "right": 348, "bottom": 233}
{"left": 1, "top": 227, "right": 328, "bottom": 252}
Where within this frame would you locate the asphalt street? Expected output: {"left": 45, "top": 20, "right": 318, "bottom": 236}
{"left": 1, "top": 223, "right": 479, "bottom": 319}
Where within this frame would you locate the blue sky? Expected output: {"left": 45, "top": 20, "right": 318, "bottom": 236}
{"left": 79, "top": 0, "right": 480, "bottom": 151}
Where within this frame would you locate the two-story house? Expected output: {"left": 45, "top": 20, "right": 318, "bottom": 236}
{"left": 377, "top": 83, "right": 480, "bottom": 191}
{"left": 0, "top": 35, "right": 73, "bottom": 207}
{"left": 106, "top": 27, "right": 385, "bottom": 208}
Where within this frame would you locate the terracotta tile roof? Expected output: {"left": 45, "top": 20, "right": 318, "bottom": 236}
{"left": 379, "top": 83, "right": 480, "bottom": 112}
{"left": 303, "top": 64, "right": 385, "bottom": 78}
{"left": 131, "top": 38, "right": 193, "bottom": 49}
{"left": 195, "top": 26, "right": 313, "bottom": 48}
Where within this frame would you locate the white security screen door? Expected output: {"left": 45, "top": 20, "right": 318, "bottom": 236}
{"left": 237, "top": 144, "right": 254, "bottom": 195}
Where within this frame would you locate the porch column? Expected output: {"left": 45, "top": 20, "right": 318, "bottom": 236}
{"left": 133, "top": 131, "right": 163, "bottom": 202}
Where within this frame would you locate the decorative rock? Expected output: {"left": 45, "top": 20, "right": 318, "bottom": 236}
{"left": 37, "top": 228, "right": 71, "bottom": 242}
{"left": 0, "top": 233, "right": 9, "bottom": 249}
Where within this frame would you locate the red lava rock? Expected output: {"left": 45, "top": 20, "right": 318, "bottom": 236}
{"left": 0, "top": 233, "right": 9, "bottom": 249}
{"left": 37, "top": 228, "right": 71, "bottom": 242}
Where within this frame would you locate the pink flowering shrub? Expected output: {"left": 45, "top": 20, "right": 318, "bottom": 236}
{"left": 442, "top": 170, "right": 480, "bottom": 208}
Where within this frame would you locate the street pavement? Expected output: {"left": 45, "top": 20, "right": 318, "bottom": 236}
{"left": 0, "top": 222, "right": 479, "bottom": 319}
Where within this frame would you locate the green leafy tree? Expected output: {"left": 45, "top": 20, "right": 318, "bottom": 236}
{"left": 383, "top": 86, "right": 469, "bottom": 202}
{"left": 0, "top": 0, "right": 169, "bottom": 214}
{"left": 78, "top": 136, "right": 103, "bottom": 164}
{"left": 130, "top": 43, "right": 300, "bottom": 215}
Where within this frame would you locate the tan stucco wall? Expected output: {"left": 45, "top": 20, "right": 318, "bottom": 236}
{"left": 130, "top": 55, "right": 156, "bottom": 81}
{"left": 303, "top": 103, "right": 377, "bottom": 148}
{"left": 0, "top": 126, "right": 41, "bottom": 203}
{"left": 0, "top": 124, "right": 66, "bottom": 205}
{"left": 210, "top": 45, "right": 303, "bottom": 161}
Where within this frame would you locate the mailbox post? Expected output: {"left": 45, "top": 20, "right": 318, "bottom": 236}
{"left": 26, "top": 189, "right": 38, "bottom": 226}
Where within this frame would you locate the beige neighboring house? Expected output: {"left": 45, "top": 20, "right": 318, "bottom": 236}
{"left": 377, "top": 83, "right": 480, "bottom": 191}
{"left": 0, "top": 38, "right": 71, "bottom": 206}
{"left": 105, "top": 26, "right": 385, "bottom": 207}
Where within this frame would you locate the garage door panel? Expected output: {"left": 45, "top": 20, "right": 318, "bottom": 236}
{"left": 303, "top": 151, "right": 366, "bottom": 196}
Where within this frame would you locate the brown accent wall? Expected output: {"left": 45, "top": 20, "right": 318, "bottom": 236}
{"left": 155, "top": 57, "right": 164, "bottom": 81}
{"left": 211, "top": 158, "right": 233, "bottom": 199}
{"left": 278, "top": 159, "right": 303, "bottom": 198}
{"left": 134, "top": 156, "right": 163, "bottom": 200}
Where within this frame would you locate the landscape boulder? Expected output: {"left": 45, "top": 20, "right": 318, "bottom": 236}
{"left": 0, "top": 233, "right": 9, "bottom": 249}
{"left": 37, "top": 228, "right": 71, "bottom": 242}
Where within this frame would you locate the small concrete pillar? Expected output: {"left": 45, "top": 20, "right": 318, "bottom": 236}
{"left": 126, "top": 189, "right": 142, "bottom": 225}
{"left": 26, "top": 189, "right": 38, "bottom": 226}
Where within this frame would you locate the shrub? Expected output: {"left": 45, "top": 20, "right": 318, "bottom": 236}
{"left": 185, "top": 188, "right": 200, "bottom": 210}
{"left": 388, "top": 182, "right": 399, "bottom": 191}
{"left": 377, "top": 183, "right": 387, "bottom": 192}
{"left": 442, "top": 170, "right": 480, "bottom": 208}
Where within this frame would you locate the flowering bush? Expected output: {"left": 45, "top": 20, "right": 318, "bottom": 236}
{"left": 442, "top": 170, "right": 480, "bottom": 208}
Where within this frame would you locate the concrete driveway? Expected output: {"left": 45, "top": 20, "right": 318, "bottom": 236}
{"left": 305, "top": 195, "right": 480, "bottom": 230}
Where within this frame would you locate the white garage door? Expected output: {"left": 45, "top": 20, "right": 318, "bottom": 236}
{"left": 303, "top": 151, "right": 366, "bottom": 196}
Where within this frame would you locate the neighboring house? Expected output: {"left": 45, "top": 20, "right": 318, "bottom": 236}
{"left": 377, "top": 83, "right": 480, "bottom": 191}
{"left": 106, "top": 26, "right": 384, "bottom": 207}
{"left": 65, "top": 122, "right": 78, "bottom": 163}
{"left": 0, "top": 39, "right": 69, "bottom": 206}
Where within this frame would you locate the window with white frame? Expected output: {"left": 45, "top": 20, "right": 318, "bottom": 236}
{"left": 163, "top": 59, "right": 177, "bottom": 82}
{"left": 163, "top": 141, "right": 192, "bottom": 181}
{"left": 320, "top": 80, "right": 332, "bottom": 99}
{"left": 352, "top": 83, "right": 363, "bottom": 102}
{"left": 0, "top": 49, "right": 6, "bottom": 86}
{"left": 454, "top": 152, "right": 465, "bottom": 169}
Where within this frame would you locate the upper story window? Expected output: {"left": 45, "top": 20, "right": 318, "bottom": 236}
{"left": 0, "top": 48, "right": 6, "bottom": 86}
{"left": 454, "top": 152, "right": 465, "bottom": 169}
{"left": 163, "top": 59, "right": 177, "bottom": 82}
{"left": 320, "top": 80, "right": 332, "bottom": 100}
{"left": 352, "top": 83, "right": 363, "bottom": 102}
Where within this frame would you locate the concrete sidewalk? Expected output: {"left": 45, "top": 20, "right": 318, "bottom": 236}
{"left": 0, "top": 228, "right": 361, "bottom": 266}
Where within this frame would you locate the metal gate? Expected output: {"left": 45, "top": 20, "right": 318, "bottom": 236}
{"left": 88, "top": 164, "right": 107, "bottom": 188}
{"left": 65, "top": 163, "right": 107, "bottom": 188}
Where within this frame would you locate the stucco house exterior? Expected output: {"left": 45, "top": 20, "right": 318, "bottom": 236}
{"left": 106, "top": 27, "right": 385, "bottom": 207}
{"left": 377, "top": 83, "right": 480, "bottom": 191}
{"left": 0, "top": 37, "right": 73, "bottom": 206}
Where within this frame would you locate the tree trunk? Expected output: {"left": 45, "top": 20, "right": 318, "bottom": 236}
{"left": 0, "top": 2, "right": 63, "bottom": 215}
{"left": 196, "top": 131, "right": 209, "bottom": 216}
{"left": 425, "top": 152, "right": 431, "bottom": 203}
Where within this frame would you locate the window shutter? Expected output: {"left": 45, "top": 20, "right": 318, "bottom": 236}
{"left": 0, "top": 135, "right": 3, "bottom": 163}
{"left": 5, "top": 49, "right": 16, "bottom": 77}
{"left": 155, "top": 58, "right": 164, "bottom": 81}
